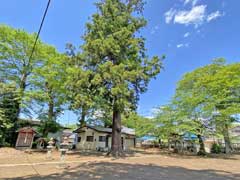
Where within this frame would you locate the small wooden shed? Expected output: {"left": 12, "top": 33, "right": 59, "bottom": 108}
{"left": 16, "top": 127, "right": 37, "bottom": 149}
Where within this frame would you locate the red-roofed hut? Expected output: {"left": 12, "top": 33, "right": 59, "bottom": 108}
{"left": 15, "top": 127, "right": 37, "bottom": 149}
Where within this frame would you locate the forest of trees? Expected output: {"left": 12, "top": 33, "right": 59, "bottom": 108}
{"left": 0, "top": 0, "right": 239, "bottom": 156}
{"left": 0, "top": 0, "right": 163, "bottom": 156}
{"left": 127, "top": 59, "right": 240, "bottom": 155}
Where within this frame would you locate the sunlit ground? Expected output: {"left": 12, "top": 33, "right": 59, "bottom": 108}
{"left": 0, "top": 148, "right": 239, "bottom": 179}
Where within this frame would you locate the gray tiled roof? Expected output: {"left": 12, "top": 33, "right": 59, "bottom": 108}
{"left": 74, "top": 125, "right": 135, "bottom": 135}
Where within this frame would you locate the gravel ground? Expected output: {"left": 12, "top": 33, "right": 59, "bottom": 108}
{"left": 0, "top": 148, "right": 239, "bottom": 180}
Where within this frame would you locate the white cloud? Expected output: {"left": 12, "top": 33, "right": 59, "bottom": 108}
{"left": 164, "top": 2, "right": 224, "bottom": 28}
{"left": 192, "top": 0, "right": 199, "bottom": 6}
{"left": 183, "top": 32, "right": 190, "bottom": 38}
{"left": 144, "top": 115, "right": 154, "bottom": 119}
{"left": 151, "top": 107, "right": 161, "bottom": 115}
{"left": 165, "top": 8, "right": 176, "bottom": 24}
{"left": 184, "top": 0, "right": 191, "bottom": 5}
{"left": 177, "top": 43, "right": 189, "bottom": 48}
{"left": 207, "top": 11, "right": 223, "bottom": 22}
{"left": 184, "top": 0, "right": 199, "bottom": 6}
{"left": 177, "top": 44, "right": 184, "bottom": 48}
{"left": 174, "top": 5, "right": 207, "bottom": 27}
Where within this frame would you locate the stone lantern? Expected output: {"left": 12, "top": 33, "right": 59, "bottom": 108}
{"left": 59, "top": 137, "right": 69, "bottom": 166}
{"left": 47, "top": 138, "right": 54, "bottom": 159}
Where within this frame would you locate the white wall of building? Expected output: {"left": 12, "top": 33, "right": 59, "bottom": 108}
{"left": 76, "top": 127, "right": 135, "bottom": 151}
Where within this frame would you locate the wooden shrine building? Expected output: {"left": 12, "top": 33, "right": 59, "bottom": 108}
{"left": 15, "top": 127, "right": 37, "bottom": 149}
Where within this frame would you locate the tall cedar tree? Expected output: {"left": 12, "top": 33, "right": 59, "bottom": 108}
{"left": 65, "top": 44, "right": 94, "bottom": 126}
{"left": 82, "top": 0, "right": 163, "bottom": 156}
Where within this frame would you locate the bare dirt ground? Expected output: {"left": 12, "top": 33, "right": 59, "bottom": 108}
{"left": 0, "top": 148, "right": 240, "bottom": 180}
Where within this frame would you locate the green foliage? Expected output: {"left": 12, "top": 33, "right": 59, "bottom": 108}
{"left": 0, "top": 24, "right": 42, "bottom": 85}
{"left": 211, "top": 143, "right": 222, "bottom": 154}
{"left": 0, "top": 82, "right": 19, "bottom": 146}
{"left": 167, "top": 59, "right": 240, "bottom": 153}
{"left": 0, "top": 25, "right": 68, "bottom": 145}
{"left": 154, "top": 105, "right": 179, "bottom": 139}
{"left": 65, "top": 45, "right": 96, "bottom": 125}
{"left": 31, "top": 141, "right": 37, "bottom": 149}
{"left": 38, "top": 119, "right": 61, "bottom": 137}
{"left": 30, "top": 46, "right": 67, "bottom": 121}
{"left": 81, "top": 0, "right": 163, "bottom": 116}
{"left": 0, "top": 107, "right": 8, "bottom": 146}
{"left": 64, "top": 0, "right": 163, "bottom": 132}
{"left": 176, "top": 59, "right": 240, "bottom": 118}
{"left": 172, "top": 59, "right": 240, "bottom": 133}
{"left": 0, "top": 24, "right": 59, "bottom": 118}
{"left": 122, "top": 112, "right": 155, "bottom": 137}
{"left": 86, "top": 109, "right": 113, "bottom": 127}
{"left": 64, "top": 123, "right": 78, "bottom": 131}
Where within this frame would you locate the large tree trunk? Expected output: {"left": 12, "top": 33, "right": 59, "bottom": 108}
{"left": 8, "top": 73, "right": 27, "bottom": 147}
{"left": 223, "top": 123, "right": 233, "bottom": 154}
{"left": 197, "top": 134, "right": 206, "bottom": 155}
{"left": 46, "top": 82, "right": 54, "bottom": 121}
{"left": 173, "top": 140, "right": 178, "bottom": 153}
{"left": 20, "top": 73, "right": 27, "bottom": 91}
{"left": 109, "top": 108, "right": 123, "bottom": 157}
{"left": 80, "top": 106, "right": 87, "bottom": 127}
{"left": 16, "top": 73, "right": 27, "bottom": 117}
{"left": 224, "top": 135, "right": 232, "bottom": 154}
{"left": 168, "top": 139, "right": 171, "bottom": 151}
{"left": 48, "top": 98, "right": 54, "bottom": 121}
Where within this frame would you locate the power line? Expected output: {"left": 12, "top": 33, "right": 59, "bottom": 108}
{"left": 28, "top": 0, "right": 51, "bottom": 63}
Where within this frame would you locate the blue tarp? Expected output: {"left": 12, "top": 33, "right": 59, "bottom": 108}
{"left": 138, "top": 135, "right": 157, "bottom": 141}
{"left": 183, "top": 132, "right": 198, "bottom": 140}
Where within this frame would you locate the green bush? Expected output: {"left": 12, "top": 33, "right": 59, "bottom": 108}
{"left": 211, "top": 143, "right": 222, "bottom": 154}
{"left": 31, "top": 141, "right": 37, "bottom": 149}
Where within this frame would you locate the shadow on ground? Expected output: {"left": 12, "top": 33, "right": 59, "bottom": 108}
{"left": 133, "top": 148, "right": 240, "bottom": 160}
{"left": 20, "top": 148, "right": 240, "bottom": 161}
{"left": 14, "top": 162, "right": 240, "bottom": 180}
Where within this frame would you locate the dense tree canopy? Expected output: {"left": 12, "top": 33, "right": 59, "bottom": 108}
{"left": 80, "top": 0, "right": 163, "bottom": 156}
{"left": 0, "top": 83, "right": 19, "bottom": 146}
{"left": 0, "top": 25, "right": 65, "bottom": 143}
{"left": 122, "top": 112, "right": 155, "bottom": 137}
{"left": 31, "top": 47, "right": 67, "bottom": 121}
{"left": 167, "top": 59, "right": 240, "bottom": 154}
{"left": 0, "top": 25, "right": 51, "bottom": 117}
{"left": 1, "top": 1, "right": 238, "bottom": 157}
{"left": 65, "top": 44, "right": 96, "bottom": 126}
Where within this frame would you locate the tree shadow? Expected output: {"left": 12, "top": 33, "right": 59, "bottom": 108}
{"left": 66, "top": 151, "right": 102, "bottom": 157}
{"left": 67, "top": 150, "right": 137, "bottom": 159}
{"left": 133, "top": 148, "right": 239, "bottom": 160}
{"left": 14, "top": 161, "right": 240, "bottom": 180}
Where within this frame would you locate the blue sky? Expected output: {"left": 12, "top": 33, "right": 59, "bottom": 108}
{"left": 0, "top": 0, "right": 240, "bottom": 124}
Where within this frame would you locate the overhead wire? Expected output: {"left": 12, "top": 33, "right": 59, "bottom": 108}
{"left": 28, "top": 0, "right": 51, "bottom": 63}
{"left": 25, "top": 1, "right": 52, "bottom": 175}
